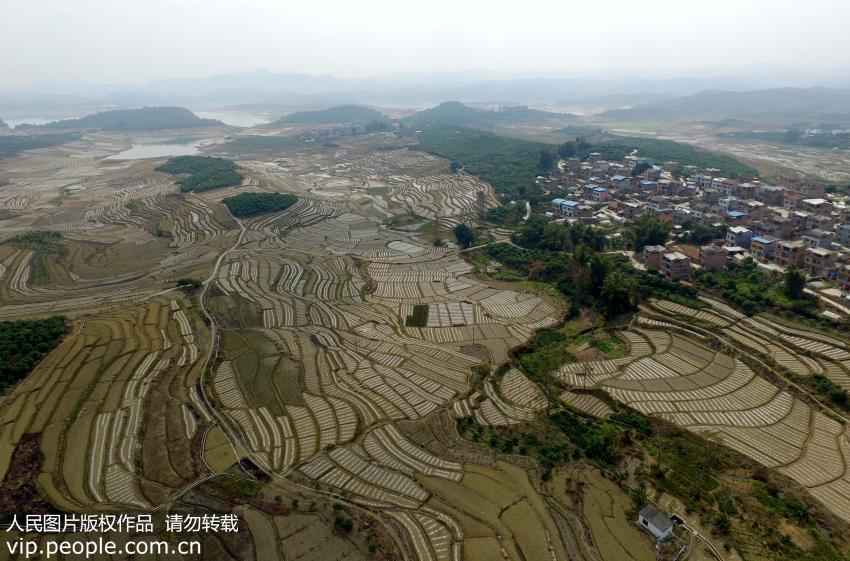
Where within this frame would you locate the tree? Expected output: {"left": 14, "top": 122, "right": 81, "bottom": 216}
{"left": 783, "top": 266, "right": 806, "bottom": 299}
{"left": 631, "top": 162, "right": 652, "bottom": 177}
{"left": 528, "top": 260, "right": 546, "bottom": 280}
{"left": 449, "top": 160, "right": 461, "bottom": 174}
{"left": 600, "top": 272, "right": 637, "bottom": 318}
{"left": 453, "top": 223, "right": 475, "bottom": 248}
{"left": 631, "top": 481, "right": 648, "bottom": 509}
{"left": 627, "top": 214, "right": 671, "bottom": 251}
{"left": 538, "top": 147, "right": 556, "bottom": 173}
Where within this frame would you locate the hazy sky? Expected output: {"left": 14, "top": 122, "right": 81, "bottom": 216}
{"left": 3, "top": 0, "right": 850, "bottom": 88}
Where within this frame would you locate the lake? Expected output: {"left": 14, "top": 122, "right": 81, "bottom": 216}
{"left": 107, "top": 137, "right": 204, "bottom": 160}
{"left": 195, "top": 111, "right": 273, "bottom": 128}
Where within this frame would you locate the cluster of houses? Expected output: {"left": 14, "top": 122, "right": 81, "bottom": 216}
{"left": 542, "top": 152, "right": 850, "bottom": 292}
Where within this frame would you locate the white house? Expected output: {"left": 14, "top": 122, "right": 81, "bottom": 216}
{"left": 638, "top": 505, "right": 674, "bottom": 541}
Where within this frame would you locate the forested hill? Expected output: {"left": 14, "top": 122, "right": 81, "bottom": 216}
{"left": 274, "top": 105, "right": 389, "bottom": 124}
{"left": 404, "top": 101, "right": 574, "bottom": 127}
{"left": 599, "top": 87, "right": 850, "bottom": 122}
{"left": 31, "top": 107, "right": 222, "bottom": 131}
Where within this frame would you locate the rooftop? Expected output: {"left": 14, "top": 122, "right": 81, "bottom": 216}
{"left": 639, "top": 505, "right": 674, "bottom": 533}
{"left": 752, "top": 236, "right": 776, "bottom": 244}
{"left": 663, "top": 251, "right": 689, "bottom": 261}
{"left": 808, "top": 247, "right": 836, "bottom": 257}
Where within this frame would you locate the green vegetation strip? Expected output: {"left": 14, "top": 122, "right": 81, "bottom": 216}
{"left": 4, "top": 231, "right": 65, "bottom": 255}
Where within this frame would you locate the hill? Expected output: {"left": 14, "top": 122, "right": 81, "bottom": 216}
{"left": 274, "top": 105, "right": 389, "bottom": 124}
{"left": 0, "top": 118, "right": 7, "bottom": 130}
{"left": 600, "top": 87, "right": 850, "bottom": 123}
{"left": 34, "top": 106, "right": 222, "bottom": 131}
{"left": 404, "top": 101, "right": 573, "bottom": 127}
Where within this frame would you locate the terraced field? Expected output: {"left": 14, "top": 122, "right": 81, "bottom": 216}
{"left": 2, "top": 133, "right": 612, "bottom": 561}
{"left": 202, "top": 174, "right": 564, "bottom": 559}
{"left": 0, "top": 296, "right": 207, "bottom": 510}
{"left": 557, "top": 298, "right": 850, "bottom": 523}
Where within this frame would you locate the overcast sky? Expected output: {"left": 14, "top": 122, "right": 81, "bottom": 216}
{"left": 3, "top": 0, "right": 850, "bottom": 88}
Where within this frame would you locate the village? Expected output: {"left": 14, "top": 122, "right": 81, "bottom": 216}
{"left": 542, "top": 150, "right": 850, "bottom": 316}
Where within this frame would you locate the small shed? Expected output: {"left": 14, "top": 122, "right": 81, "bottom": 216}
{"left": 638, "top": 505, "right": 674, "bottom": 541}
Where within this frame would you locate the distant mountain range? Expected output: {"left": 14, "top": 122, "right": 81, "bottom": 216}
{"left": 5, "top": 69, "right": 850, "bottom": 116}
{"left": 22, "top": 106, "right": 222, "bottom": 131}
{"left": 0, "top": 119, "right": 6, "bottom": 130}
{"left": 403, "top": 101, "right": 574, "bottom": 127}
{"left": 273, "top": 104, "right": 389, "bottom": 124}
{"left": 599, "top": 87, "right": 850, "bottom": 123}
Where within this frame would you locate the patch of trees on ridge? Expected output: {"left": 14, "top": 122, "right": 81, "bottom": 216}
{"left": 222, "top": 192, "right": 298, "bottom": 217}
{"left": 156, "top": 155, "right": 243, "bottom": 193}
{"left": 0, "top": 316, "right": 67, "bottom": 391}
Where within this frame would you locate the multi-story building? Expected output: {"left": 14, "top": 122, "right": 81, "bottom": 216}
{"left": 620, "top": 201, "right": 644, "bottom": 219}
{"left": 803, "top": 229, "right": 834, "bottom": 250}
{"left": 774, "top": 240, "right": 805, "bottom": 268}
{"left": 756, "top": 184, "right": 785, "bottom": 205}
{"left": 701, "top": 188, "right": 721, "bottom": 205}
{"left": 836, "top": 223, "right": 850, "bottom": 247}
{"left": 699, "top": 245, "right": 726, "bottom": 270}
{"left": 801, "top": 198, "right": 832, "bottom": 215}
{"left": 784, "top": 193, "right": 802, "bottom": 211}
{"left": 793, "top": 211, "right": 812, "bottom": 231}
{"left": 726, "top": 226, "right": 752, "bottom": 249}
{"left": 588, "top": 186, "right": 609, "bottom": 202}
{"left": 725, "top": 210, "right": 749, "bottom": 226}
{"left": 837, "top": 264, "right": 850, "bottom": 291}
{"left": 770, "top": 216, "right": 795, "bottom": 239}
{"left": 750, "top": 236, "right": 777, "bottom": 262}
{"left": 662, "top": 252, "right": 691, "bottom": 281}
{"left": 610, "top": 175, "right": 631, "bottom": 191}
{"left": 643, "top": 245, "right": 667, "bottom": 270}
{"left": 551, "top": 198, "right": 582, "bottom": 217}
{"left": 745, "top": 200, "right": 767, "bottom": 219}
{"left": 692, "top": 174, "right": 714, "bottom": 188}
{"left": 807, "top": 213, "right": 835, "bottom": 232}
{"left": 672, "top": 208, "right": 692, "bottom": 226}
{"left": 732, "top": 182, "right": 756, "bottom": 199}
{"left": 646, "top": 197, "right": 669, "bottom": 212}
{"left": 804, "top": 247, "right": 838, "bottom": 277}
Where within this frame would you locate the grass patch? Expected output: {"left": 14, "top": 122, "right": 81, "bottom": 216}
{"left": 210, "top": 475, "right": 262, "bottom": 500}
{"left": 365, "top": 186, "right": 389, "bottom": 197}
